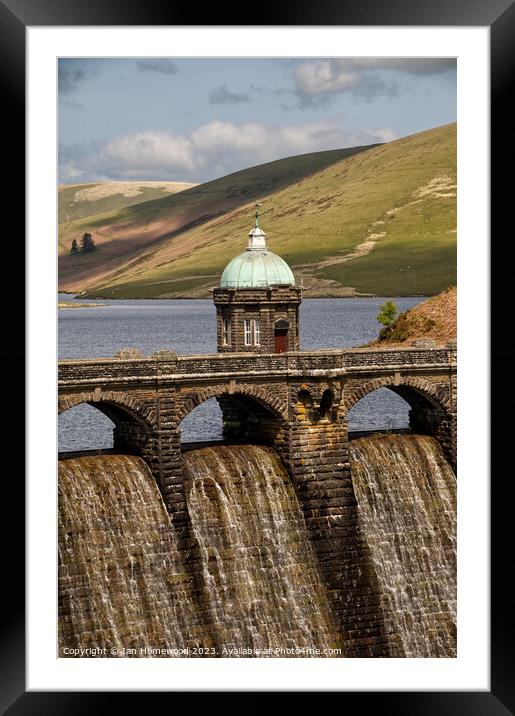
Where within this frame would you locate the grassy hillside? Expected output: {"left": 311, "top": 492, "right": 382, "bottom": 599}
{"left": 58, "top": 181, "right": 196, "bottom": 224}
{"left": 58, "top": 146, "right": 374, "bottom": 292}
{"left": 59, "top": 123, "right": 456, "bottom": 298}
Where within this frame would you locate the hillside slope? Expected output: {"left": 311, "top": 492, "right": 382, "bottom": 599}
{"left": 60, "top": 123, "right": 456, "bottom": 299}
{"left": 58, "top": 181, "right": 197, "bottom": 225}
{"left": 58, "top": 146, "right": 370, "bottom": 292}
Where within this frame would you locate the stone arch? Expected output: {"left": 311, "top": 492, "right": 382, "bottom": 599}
{"left": 342, "top": 376, "right": 452, "bottom": 417}
{"left": 274, "top": 317, "right": 289, "bottom": 330}
{"left": 58, "top": 390, "right": 157, "bottom": 431}
{"left": 177, "top": 384, "right": 288, "bottom": 423}
{"left": 342, "top": 374, "right": 456, "bottom": 469}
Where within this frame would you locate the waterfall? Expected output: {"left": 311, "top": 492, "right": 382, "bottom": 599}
{"left": 58, "top": 438, "right": 456, "bottom": 659}
{"left": 349, "top": 434, "right": 457, "bottom": 658}
{"left": 58, "top": 455, "right": 198, "bottom": 657}
{"left": 183, "top": 445, "right": 342, "bottom": 657}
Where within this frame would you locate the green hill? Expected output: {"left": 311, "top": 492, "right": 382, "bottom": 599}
{"left": 58, "top": 146, "right": 375, "bottom": 292}
{"left": 59, "top": 123, "right": 456, "bottom": 298}
{"left": 58, "top": 181, "right": 196, "bottom": 224}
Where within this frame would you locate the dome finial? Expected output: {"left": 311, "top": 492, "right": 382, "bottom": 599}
{"left": 254, "top": 202, "right": 261, "bottom": 229}
{"left": 247, "top": 203, "right": 267, "bottom": 251}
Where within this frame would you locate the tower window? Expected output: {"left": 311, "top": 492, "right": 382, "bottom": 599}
{"left": 244, "top": 319, "right": 253, "bottom": 345}
{"left": 222, "top": 318, "right": 231, "bottom": 345}
{"left": 244, "top": 319, "right": 261, "bottom": 346}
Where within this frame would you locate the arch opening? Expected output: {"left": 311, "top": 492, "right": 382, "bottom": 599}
{"left": 58, "top": 399, "right": 152, "bottom": 457}
{"left": 318, "top": 389, "right": 336, "bottom": 422}
{"left": 348, "top": 388, "right": 411, "bottom": 434}
{"left": 179, "top": 391, "right": 284, "bottom": 447}
{"left": 347, "top": 384, "right": 448, "bottom": 438}
{"left": 179, "top": 398, "right": 224, "bottom": 445}
{"left": 59, "top": 403, "right": 115, "bottom": 454}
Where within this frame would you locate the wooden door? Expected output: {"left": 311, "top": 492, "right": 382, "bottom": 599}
{"left": 274, "top": 329, "right": 288, "bottom": 353}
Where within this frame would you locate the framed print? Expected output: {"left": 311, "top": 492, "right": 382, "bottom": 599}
{"left": 6, "top": 0, "right": 512, "bottom": 709}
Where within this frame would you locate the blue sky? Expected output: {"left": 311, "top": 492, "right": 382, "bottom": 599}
{"left": 58, "top": 57, "right": 456, "bottom": 184}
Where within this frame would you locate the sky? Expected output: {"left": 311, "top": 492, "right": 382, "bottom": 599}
{"left": 58, "top": 57, "right": 456, "bottom": 184}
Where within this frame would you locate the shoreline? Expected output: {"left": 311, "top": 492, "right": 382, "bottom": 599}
{"left": 58, "top": 302, "right": 107, "bottom": 309}
{"left": 59, "top": 293, "right": 431, "bottom": 302}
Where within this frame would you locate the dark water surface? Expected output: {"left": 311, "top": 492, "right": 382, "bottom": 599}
{"left": 58, "top": 296, "right": 424, "bottom": 451}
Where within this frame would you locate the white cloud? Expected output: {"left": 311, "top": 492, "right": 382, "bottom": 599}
{"left": 59, "top": 119, "right": 397, "bottom": 183}
{"left": 293, "top": 58, "right": 455, "bottom": 103}
{"left": 295, "top": 63, "right": 361, "bottom": 97}
{"left": 101, "top": 131, "right": 196, "bottom": 173}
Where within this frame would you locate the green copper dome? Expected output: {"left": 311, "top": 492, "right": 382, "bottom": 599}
{"left": 220, "top": 225, "right": 295, "bottom": 289}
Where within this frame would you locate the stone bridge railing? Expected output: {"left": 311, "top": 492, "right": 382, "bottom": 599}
{"left": 58, "top": 346, "right": 456, "bottom": 385}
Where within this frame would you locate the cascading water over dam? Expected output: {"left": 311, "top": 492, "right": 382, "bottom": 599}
{"left": 349, "top": 434, "right": 457, "bottom": 658}
{"left": 58, "top": 448, "right": 343, "bottom": 657}
{"left": 58, "top": 435, "right": 456, "bottom": 658}
{"left": 182, "top": 444, "right": 342, "bottom": 657}
{"left": 58, "top": 455, "right": 199, "bottom": 656}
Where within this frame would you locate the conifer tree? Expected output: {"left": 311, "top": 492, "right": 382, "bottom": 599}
{"left": 80, "top": 232, "right": 96, "bottom": 252}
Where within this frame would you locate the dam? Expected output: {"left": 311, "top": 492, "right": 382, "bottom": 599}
{"left": 58, "top": 215, "right": 457, "bottom": 657}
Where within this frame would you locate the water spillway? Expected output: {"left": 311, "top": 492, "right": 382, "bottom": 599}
{"left": 58, "top": 437, "right": 456, "bottom": 658}
{"left": 183, "top": 445, "right": 341, "bottom": 656}
{"left": 349, "top": 434, "right": 457, "bottom": 658}
{"left": 58, "top": 448, "right": 342, "bottom": 657}
{"left": 58, "top": 455, "right": 199, "bottom": 656}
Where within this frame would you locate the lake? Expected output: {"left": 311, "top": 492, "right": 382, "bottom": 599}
{"left": 58, "top": 295, "right": 424, "bottom": 450}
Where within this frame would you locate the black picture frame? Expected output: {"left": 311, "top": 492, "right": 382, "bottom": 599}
{"left": 6, "top": 0, "right": 512, "bottom": 709}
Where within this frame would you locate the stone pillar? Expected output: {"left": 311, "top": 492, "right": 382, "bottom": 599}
{"left": 432, "top": 413, "right": 457, "bottom": 472}
{"left": 277, "top": 413, "right": 399, "bottom": 657}
{"left": 447, "top": 345, "right": 458, "bottom": 471}
{"left": 409, "top": 403, "right": 456, "bottom": 472}
{"left": 152, "top": 417, "right": 219, "bottom": 644}
{"left": 113, "top": 419, "right": 183, "bottom": 519}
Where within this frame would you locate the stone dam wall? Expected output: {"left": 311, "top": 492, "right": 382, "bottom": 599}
{"left": 58, "top": 345, "right": 457, "bottom": 657}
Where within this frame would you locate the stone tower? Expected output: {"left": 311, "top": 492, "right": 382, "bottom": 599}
{"left": 213, "top": 210, "right": 302, "bottom": 353}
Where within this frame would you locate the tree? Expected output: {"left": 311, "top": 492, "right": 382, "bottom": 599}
{"left": 377, "top": 300, "right": 398, "bottom": 327}
{"left": 70, "top": 238, "right": 79, "bottom": 255}
{"left": 80, "top": 232, "right": 96, "bottom": 253}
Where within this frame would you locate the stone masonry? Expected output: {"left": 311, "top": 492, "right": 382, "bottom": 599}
{"left": 58, "top": 344, "right": 456, "bottom": 656}
{"left": 213, "top": 286, "right": 302, "bottom": 353}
